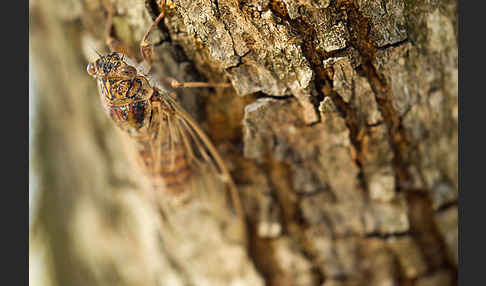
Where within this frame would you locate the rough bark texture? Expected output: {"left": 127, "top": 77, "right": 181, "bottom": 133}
{"left": 30, "top": 0, "right": 458, "bottom": 285}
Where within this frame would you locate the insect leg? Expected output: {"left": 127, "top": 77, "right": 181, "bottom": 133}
{"left": 169, "top": 78, "right": 233, "bottom": 89}
{"left": 140, "top": 0, "right": 166, "bottom": 70}
{"left": 102, "top": 0, "right": 135, "bottom": 57}
{"left": 103, "top": 0, "right": 115, "bottom": 50}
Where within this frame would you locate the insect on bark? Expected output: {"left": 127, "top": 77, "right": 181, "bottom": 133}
{"left": 87, "top": 0, "right": 246, "bottom": 239}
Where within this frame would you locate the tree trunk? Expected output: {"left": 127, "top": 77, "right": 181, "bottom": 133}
{"left": 29, "top": 0, "right": 458, "bottom": 285}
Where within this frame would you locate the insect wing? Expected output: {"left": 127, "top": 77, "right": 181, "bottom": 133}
{"left": 148, "top": 93, "right": 243, "bottom": 219}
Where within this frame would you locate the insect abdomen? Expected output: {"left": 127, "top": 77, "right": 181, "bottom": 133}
{"left": 137, "top": 141, "right": 194, "bottom": 198}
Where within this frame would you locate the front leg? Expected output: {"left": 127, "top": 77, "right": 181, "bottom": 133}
{"left": 102, "top": 0, "right": 136, "bottom": 58}
{"left": 140, "top": 0, "right": 167, "bottom": 71}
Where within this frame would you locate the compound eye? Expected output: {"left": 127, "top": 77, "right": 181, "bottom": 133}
{"left": 86, "top": 63, "right": 96, "bottom": 77}
{"left": 120, "top": 65, "right": 137, "bottom": 78}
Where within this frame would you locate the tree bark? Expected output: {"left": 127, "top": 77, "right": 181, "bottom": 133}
{"left": 29, "top": 0, "right": 458, "bottom": 285}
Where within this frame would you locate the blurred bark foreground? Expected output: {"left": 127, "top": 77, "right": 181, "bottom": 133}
{"left": 30, "top": 0, "right": 458, "bottom": 285}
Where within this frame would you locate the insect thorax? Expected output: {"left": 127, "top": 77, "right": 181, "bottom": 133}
{"left": 102, "top": 99, "right": 154, "bottom": 138}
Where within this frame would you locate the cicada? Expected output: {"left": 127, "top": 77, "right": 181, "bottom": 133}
{"left": 86, "top": 52, "right": 242, "bottom": 216}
